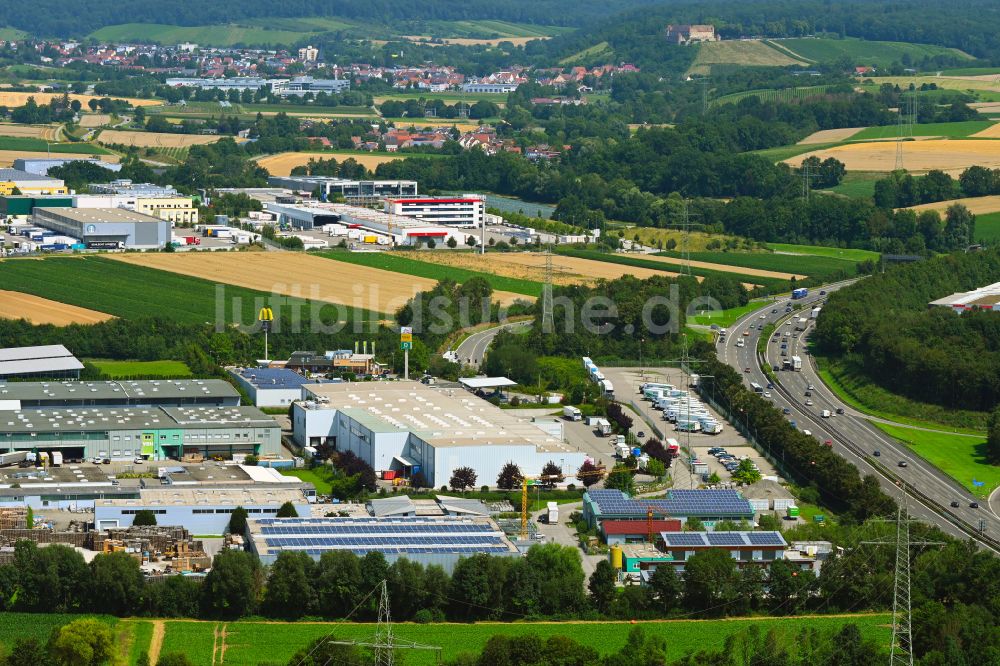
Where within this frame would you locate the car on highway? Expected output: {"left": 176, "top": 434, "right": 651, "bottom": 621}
{"left": 745, "top": 367, "right": 751, "bottom": 373}
{"left": 807, "top": 384, "right": 815, "bottom": 390}
{"left": 767, "top": 382, "right": 774, "bottom": 389}
{"left": 781, "top": 350, "right": 787, "bottom": 357}
{"left": 898, "top": 460, "right": 908, "bottom": 468}
{"left": 873, "top": 450, "right": 881, "bottom": 457}
{"left": 951, "top": 501, "right": 961, "bottom": 508}
{"left": 970, "top": 502, "right": 980, "bottom": 509}
{"left": 820, "top": 290, "right": 827, "bottom": 296}
{"left": 743, "top": 330, "right": 751, "bottom": 336}
{"left": 773, "top": 365, "right": 781, "bottom": 371}
{"left": 763, "top": 391, "right": 772, "bottom": 398}
{"left": 804, "top": 390, "right": 811, "bottom": 396}
{"left": 836, "top": 408, "right": 845, "bottom": 415}
{"left": 824, "top": 439, "right": 833, "bottom": 447}
{"left": 759, "top": 314, "right": 766, "bottom": 319}
{"left": 805, "top": 399, "right": 813, "bottom": 406}
{"left": 758, "top": 324, "right": 764, "bottom": 330}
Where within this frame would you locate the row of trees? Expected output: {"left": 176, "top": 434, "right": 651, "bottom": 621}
{"left": 874, "top": 166, "right": 1000, "bottom": 209}
{"left": 814, "top": 247, "right": 1000, "bottom": 412}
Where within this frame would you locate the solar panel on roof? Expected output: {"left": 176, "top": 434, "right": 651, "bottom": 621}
{"left": 706, "top": 533, "right": 745, "bottom": 546}
{"left": 747, "top": 532, "right": 785, "bottom": 546}
{"left": 663, "top": 533, "right": 705, "bottom": 547}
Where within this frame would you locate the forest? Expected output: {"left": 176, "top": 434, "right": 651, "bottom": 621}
{"left": 813, "top": 248, "right": 1000, "bottom": 413}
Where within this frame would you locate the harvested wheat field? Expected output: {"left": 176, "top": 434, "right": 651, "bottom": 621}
{"left": 388, "top": 118, "right": 483, "bottom": 132}
{"left": 0, "top": 92, "right": 159, "bottom": 107}
{"left": 0, "top": 123, "right": 60, "bottom": 140}
{"left": 255, "top": 152, "right": 405, "bottom": 176}
{"left": 110, "top": 252, "right": 524, "bottom": 315}
{"left": 397, "top": 251, "right": 680, "bottom": 285}
{"left": 796, "top": 127, "right": 865, "bottom": 145}
{"left": 634, "top": 254, "right": 804, "bottom": 280}
{"left": 0, "top": 290, "right": 113, "bottom": 325}
{"left": 904, "top": 194, "right": 1000, "bottom": 215}
{"left": 401, "top": 35, "right": 546, "bottom": 47}
{"left": 97, "top": 130, "right": 223, "bottom": 148}
{"left": 971, "top": 122, "right": 1000, "bottom": 138}
{"left": 0, "top": 150, "right": 120, "bottom": 167}
{"left": 78, "top": 114, "right": 112, "bottom": 128}
{"left": 785, "top": 140, "right": 1000, "bottom": 175}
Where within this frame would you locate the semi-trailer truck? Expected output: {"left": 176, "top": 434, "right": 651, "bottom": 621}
{"left": 791, "top": 355, "right": 802, "bottom": 371}
{"left": 792, "top": 288, "right": 808, "bottom": 299}
{"left": 563, "top": 406, "right": 582, "bottom": 421}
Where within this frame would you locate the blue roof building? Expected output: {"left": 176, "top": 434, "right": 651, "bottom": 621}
{"left": 583, "top": 488, "right": 755, "bottom": 530}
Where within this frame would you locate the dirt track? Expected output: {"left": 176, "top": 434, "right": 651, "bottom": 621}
{"left": 0, "top": 290, "right": 114, "bottom": 325}
{"left": 110, "top": 252, "right": 526, "bottom": 315}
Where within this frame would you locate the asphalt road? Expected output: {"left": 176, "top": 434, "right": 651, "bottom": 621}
{"left": 453, "top": 320, "right": 531, "bottom": 368}
{"left": 718, "top": 285, "right": 999, "bottom": 553}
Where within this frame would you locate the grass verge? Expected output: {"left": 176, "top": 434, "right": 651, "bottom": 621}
{"left": 654, "top": 250, "right": 858, "bottom": 281}
{"left": 0, "top": 135, "right": 109, "bottom": 153}
{"left": 874, "top": 423, "right": 997, "bottom": 498}
{"left": 814, "top": 355, "right": 988, "bottom": 432}
{"left": 765, "top": 243, "right": 880, "bottom": 263}
{"left": 87, "top": 359, "right": 192, "bottom": 378}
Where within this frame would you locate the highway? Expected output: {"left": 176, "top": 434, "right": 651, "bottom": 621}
{"left": 718, "top": 284, "right": 1000, "bottom": 552}
{"left": 452, "top": 319, "right": 531, "bottom": 368}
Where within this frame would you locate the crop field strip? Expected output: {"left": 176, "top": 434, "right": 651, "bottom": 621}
{"left": 318, "top": 251, "right": 543, "bottom": 297}
{"left": 0, "top": 289, "right": 115, "bottom": 325}
{"left": 253, "top": 151, "right": 409, "bottom": 175}
{"left": 687, "top": 40, "right": 807, "bottom": 76}
{"left": 903, "top": 194, "right": 1000, "bottom": 215}
{"left": 784, "top": 139, "right": 1000, "bottom": 174}
{"left": 0, "top": 91, "right": 159, "bottom": 107}
{"left": 132, "top": 613, "right": 890, "bottom": 665}
{"left": 652, "top": 250, "right": 861, "bottom": 281}
{"left": 110, "top": 251, "right": 527, "bottom": 314}
{"left": 97, "top": 129, "right": 228, "bottom": 148}
{"left": 0, "top": 256, "right": 383, "bottom": 324}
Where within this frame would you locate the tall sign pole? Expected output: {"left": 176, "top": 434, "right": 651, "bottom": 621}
{"left": 258, "top": 307, "right": 274, "bottom": 361}
{"left": 400, "top": 326, "right": 412, "bottom": 380}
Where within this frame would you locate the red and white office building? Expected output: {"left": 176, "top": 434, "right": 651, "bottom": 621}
{"left": 384, "top": 195, "right": 485, "bottom": 228}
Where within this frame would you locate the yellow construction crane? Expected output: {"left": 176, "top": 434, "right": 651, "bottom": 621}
{"left": 519, "top": 468, "right": 607, "bottom": 540}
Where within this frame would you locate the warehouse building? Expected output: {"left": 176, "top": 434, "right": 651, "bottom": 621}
{"left": 285, "top": 350, "right": 380, "bottom": 377}
{"left": 229, "top": 367, "right": 334, "bottom": 408}
{"left": 88, "top": 181, "right": 180, "bottom": 198}
{"left": 384, "top": 195, "right": 485, "bottom": 228}
{"left": 929, "top": 281, "right": 1000, "bottom": 313}
{"left": 165, "top": 77, "right": 273, "bottom": 92}
{"left": 13, "top": 157, "right": 122, "bottom": 176}
{"left": 95, "top": 486, "right": 312, "bottom": 533}
{"left": 0, "top": 345, "right": 83, "bottom": 380}
{"left": 266, "top": 202, "right": 467, "bottom": 246}
{"left": 266, "top": 176, "right": 417, "bottom": 202}
{"left": 272, "top": 76, "right": 351, "bottom": 96}
{"left": 32, "top": 207, "right": 170, "bottom": 249}
{"left": 0, "top": 195, "right": 73, "bottom": 217}
{"left": 246, "top": 515, "right": 519, "bottom": 570}
{"left": 583, "top": 489, "right": 755, "bottom": 531}
{"left": 0, "top": 405, "right": 281, "bottom": 461}
{"left": 0, "top": 379, "right": 240, "bottom": 410}
{"left": 291, "top": 381, "right": 586, "bottom": 488}
{"left": 0, "top": 168, "right": 67, "bottom": 196}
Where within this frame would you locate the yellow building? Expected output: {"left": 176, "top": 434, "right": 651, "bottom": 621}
{"left": 136, "top": 196, "right": 199, "bottom": 226}
{"left": 0, "top": 168, "right": 67, "bottom": 196}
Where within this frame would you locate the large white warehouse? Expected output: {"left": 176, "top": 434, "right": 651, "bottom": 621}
{"left": 292, "top": 381, "right": 586, "bottom": 487}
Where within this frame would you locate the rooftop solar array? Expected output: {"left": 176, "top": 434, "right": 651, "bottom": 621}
{"left": 252, "top": 516, "right": 517, "bottom": 556}
{"left": 587, "top": 488, "right": 754, "bottom": 518}
{"left": 660, "top": 531, "right": 787, "bottom": 548}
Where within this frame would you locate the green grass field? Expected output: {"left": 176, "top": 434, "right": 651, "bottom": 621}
{"left": 147, "top": 614, "right": 889, "bottom": 665}
{"left": 849, "top": 120, "right": 995, "bottom": 140}
{"left": 654, "top": 250, "right": 860, "bottom": 281}
{"left": 279, "top": 468, "right": 336, "bottom": 494}
{"left": 559, "top": 41, "right": 612, "bottom": 65}
{"left": 766, "top": 243, "right": 881, "bottom": 263}
{"left": 87, "top": 359, "right": 193, "bottom": 378}
{"left": 755, "top": 142, "right": 839, "bottom": 163}
{"left": 771, "top": 37, "right": 972, "bottom": 68}
{"left": 242, "top": 16, "right": 356, "bottom": 32}
{"left": 814, "top": 355, "right": 989, "bottom": 432}
{"left": 317, "top": 251, "right": 543, "bottom": 297}
{"left": 974, "top": 211, "right": 1000, "bottom": 243}
{"left": 126, "top": 621, "right": 154, "bottom": 666}
{"left": 415, "top": 20, "right": 572, "bottom": 39}
{"left": 0, "top": 136, "right": 109, "bottom": 154}
{"left": 690, "top": 302, "right": 761, "bottom": 328}
{"left": 0, "top": 28, "right": 27, "bottom": 40}
{"left": 554, "top": 248, "right": 791, "bottom": 292}
{"left": 712, "top": 86, "right": 833, "bottom": 108}
{"left": 0, "top": 613, "right": 119, "bottom": 654}
{"left": 0, "top": 256, "right": 384, "bottom": 324}
{"left": 823, "top": 172, "right": 884, "bottom": 199}
{"left": 875, "top": 423, "right": 997, "bottom": 497}
{"left": 89, "top": 23, "right": 313, "bottom": 47}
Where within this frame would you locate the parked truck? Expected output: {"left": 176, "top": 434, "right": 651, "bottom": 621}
{"left": 562, "top": 406, "right": 582, "bottom": 421}
{"left": 0, "top": 451, "right": 28, "bottom": 467}
{"left": 599, "top": 378, "right": 614, "bottom": 398}
{"left": 593, "top": 418, "right": 612, "bottom": 437}
{"left": 50, "top": 451, "right": 63, "bottom": 467}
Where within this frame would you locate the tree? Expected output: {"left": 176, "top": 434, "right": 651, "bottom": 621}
{"left": 276, "top": 501, "right": 298, "bottom": 518}
{"left": 648, "top": 565, "right": 682, "bottom": 613}
{"left": 732, "top": 458, "right": 761, "bottom": 485}
{"left": 684, "top": 517, "right": 705, "bottom": 532}
{"left": 132, "top": 509, "right": 157, "bottom": 526}
{"left": 264, "top": 551, "right": 317, "bottom": 619}
{"left": 88, "top": 551, "right": 145, "bottom": 615}
{"left": 604, "top": 465, "right": 635, "bottom": 494}
{"left": 683, "top": 549, "right": 739, "bottom": 614}
{"left": 576, "top": 460, "right": 605, "bottom": 487}
{"left": 200, "top": 550, "right": 261, "bottom": 618}
{"left": 645, "top": 458, "right": 666, "bottom": 478}
{"left": 540, "top": 460, "right": 564, "bottom": 485}
{"left": 588, "top": 559, "right": 617, "bottom": 613}
{"left": 496, "top": 462, "right": 523, "bottom": 490}
{"left": 6, "top": 637, "right": 48, "bottom": 666}
{"left": 446, "top": 236, "right": 458, "bottom": 248}
{"left": 314, "top": 550, "right": 362, "bottom": 618}
{"left": 525, "top": 543, "right": 587, "bottom": 615}
{"left": 228, "top": 506, "right": 249, "bottom": 535}
{"left": 449, "top": 466, "right": 478, "bottom": 491}
{"left": 48, "top": 619, "right": 114, "bottom": 666}
{"left": 286, "top": 636, "right": 368, "bottom": 666}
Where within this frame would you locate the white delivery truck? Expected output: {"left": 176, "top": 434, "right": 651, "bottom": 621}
{"left": 563, "top": 406, "right": 582, "bottom": 421}
{"left": 599, "top": 378, "right": 615, "bottom": 398}
{"left": 792, "top": 355, "right": 803, "bottom": 371}
{"left": 546, "top": 501, "right": 559, "bottom": 524}
{"left": 50, "top": 451, "right": 63, "bottom": 467}
{"left": 592, "top": 418, "right": 612, "bottom": 437}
